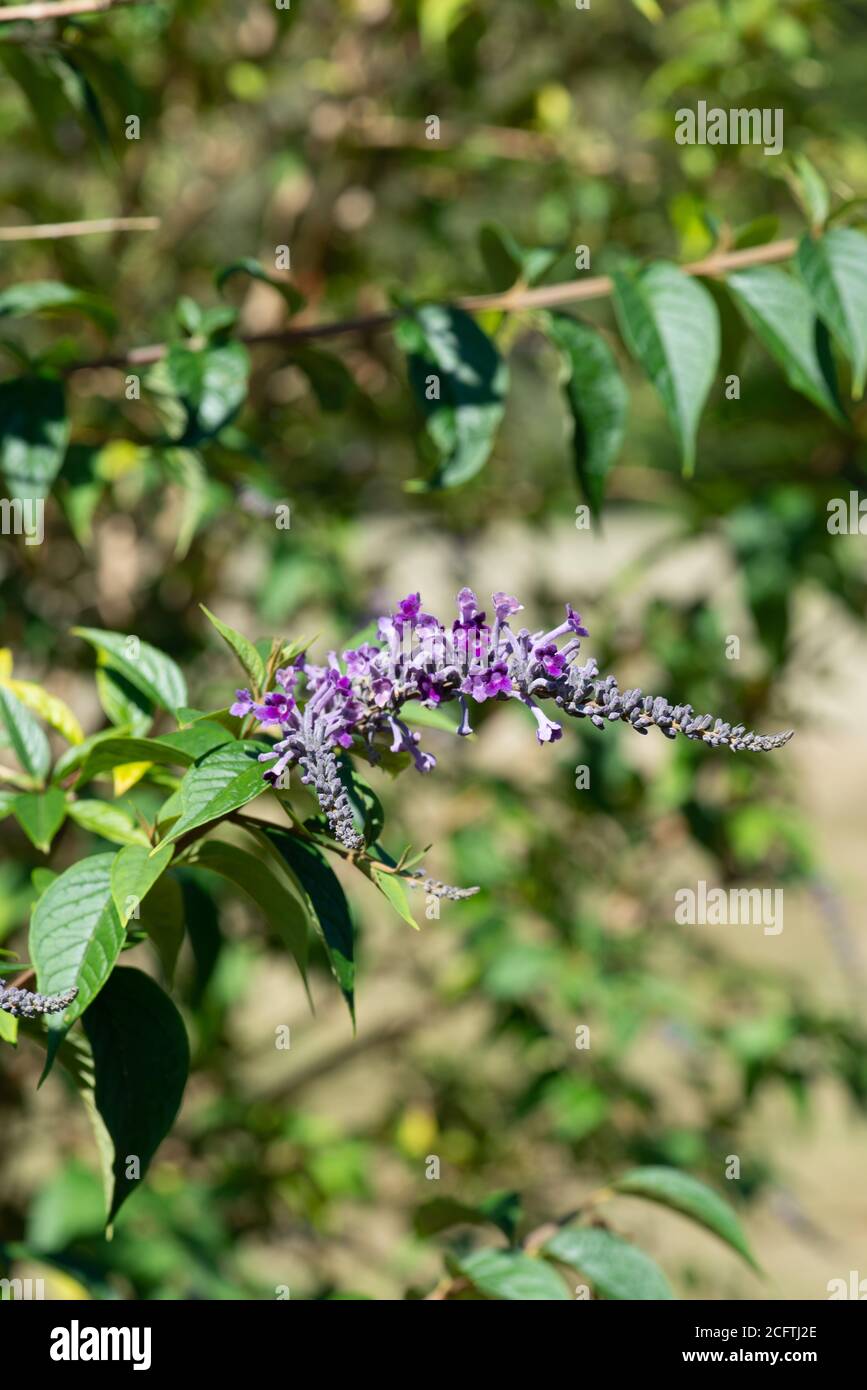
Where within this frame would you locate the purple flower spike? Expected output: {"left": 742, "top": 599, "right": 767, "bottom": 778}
{"left": 236, "top": 587, "right": 793, "bottom": 849}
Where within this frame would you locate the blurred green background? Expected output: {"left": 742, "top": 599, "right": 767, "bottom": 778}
{"left": 1, "top": 0, "right": 866, "bottom": 1299}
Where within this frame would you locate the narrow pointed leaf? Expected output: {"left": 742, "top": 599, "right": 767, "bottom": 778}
{"left": 546, "top": 312, "right": 628, "bottom": 515}
{"left": 613, "top": 1166, "right": 759, "bottom": 1270}
{"left": 797, "top": 229, "right": 867, "bottom": 398}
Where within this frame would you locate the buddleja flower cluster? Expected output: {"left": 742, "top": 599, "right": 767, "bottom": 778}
{"left": 0, "top": 977, "right": 78, "bottom": 1019}
{"left": 231, "top": 589, "right": 793, "bottom": 850}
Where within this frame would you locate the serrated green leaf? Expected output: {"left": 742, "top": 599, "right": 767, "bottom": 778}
{"left": 797, "top": 229, "right": 867, "bottom": 398}
{"left": 454, "top": 1248, "right": 570, "bottom": 1301}
{"left": 73, "top": 628, "right": 188, "bottom": 713}
{"left": 725, "top": 266, "right": 846, "bottom": 425}
{"left": 0, "top": 375, "right": 69, "bottom": 501}
{"left": 547, "top": 312, "right": 628, "bottom": 515}
{"left": 11, "top": 787, "right": 67, "bottom": 853}
{"left": 0, "top": 685, "right": 50, "bottom": 783}
{"left": 398, "top": 305, "right": 508, "bottom": 490}
{"left": 612, "top": 262, "right": 719, "bottom": 477}
{"left": 613, "top": 1166, "right": 759, "bottom": 1270}
{"left": 544, "top": 1225, "right": 674, "bottom": 1300}
{"left": 157, "top": 741, "right": 268, "bottom": 847}
{"left": 81, "top": 966, "right": 189, "bottom": 1224}
{"left": 200, "top": 604, "right": 266, "bottom": 690}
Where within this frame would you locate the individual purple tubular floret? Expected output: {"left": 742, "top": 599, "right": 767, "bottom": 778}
{"left": 244, "top": 590, "right": 794, "bottom": 848}
{"left": 0, "top": 979, "right": 78, "bottom": 1018}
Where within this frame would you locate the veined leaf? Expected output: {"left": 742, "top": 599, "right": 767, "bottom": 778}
{"left": 30, "top": 852, "right": 125, "bottom": 1075}
{"left": 200, "top": 605, "right": 266, "bottom": 690}
{"left": 2, "top": 678, "right": 84, "bottom": 745}
{"left": 73, "top": 628, "right": 188, "bottom": 713}
{"left": 67, "top": 799, "right": 149, "bottom": 847}
{"left": 72, "top": 723, "right": 232, "bottom": 786}
{"left": 797, "top": 229, "right": 867, "bottom": 398}
{"left": 613, "top": 1166, "right": 759, "bottom": 1270}
{"left": 612, "top": 262, "right": 719, "bottom": 477}
{"left": 546, "top": 312, "right": 628, "bottom": 515}
{"left": 0, "top": 685, "right": 51, "bottom": 783}
{"left": 725, "top": 266, "right": 846, "bottom": 425}
{"left": 544, "top": 1225, "right": 674, "bottom": 1300}
{"left": 111, "top": 841, "right": 174, "bottom": 927}
{"left": 11, "top": 787, "right": 67, "bottom": 853}
{"left": 157, "top": 741, "right": 269, "bottom": 848}
{"left": 453, "top": 1248, "right": 570, "bottom": 1301}
{"left": 398, "top": 305, "right": 509, "bottom": 490}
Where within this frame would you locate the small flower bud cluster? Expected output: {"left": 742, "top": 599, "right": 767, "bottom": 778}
{"left": 229, "top": 590, "right": 793, "bottom": 847}
{"left": 0, "top": 979, "right": 78, "bottom": 1019}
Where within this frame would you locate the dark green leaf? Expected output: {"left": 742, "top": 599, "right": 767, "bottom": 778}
{"left": 163, "top": 340, "right": 251, "bottom": 444}
{"left": 0, "top": 685, "right": 50, "bottom": 783}
{"left": 797, "top": 229, "right": 867, "bottom": 398}
{"left": 158, "top": 741, "right": 268, "bottom": 846}
{"left": 0, "top": 376, "right": 69, "bottom": 501}
{"left": 73, "top": 628, "right": 188, "bottom": 712}
{"left": 612, "top": 262, "right": 719, "bottom": 476}
{"left": 398, "top": 305, "right": 508, "bottom": 489}
{"left": 111, "top": 841, "right": 174, "bottom": 926}
{"left": 81, "top": 966, "right": 189, "bottom": 1224}
{"left": 547, "top": 312, "right": 628, "bottom": 515}
{"left": 613, "top": 1166, "right": 759, "bottom": 1270}
{"left": 0, "top": 281, "right": 115, "bottom": 332}
{"left": 216, "top": 258, "right": 305, "bottom": 314}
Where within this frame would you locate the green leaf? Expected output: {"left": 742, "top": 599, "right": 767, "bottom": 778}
{"left": 369, "top": 863, "right": 418, "bottom": 930}
{"left": 613, "top": 1166, "right": 759, "bottom": 1270}
{"left": 787, "top": 153, "right": 829, "bottom": 233}
{"left": 453, "top": 1248, "right": 570, "bottom": 1301}
{"left": 259, "top": 828, "right": 355, "bottom": 1022}
{"left": 2, "top": 678, "right": 84, "bottom": 745}
{"left": 138, "top": 873, "right": 185, "bottom": 985}
{"left": 200, "top": 605, "right": 266, "bottom": 690}
{"left": 216, "top": 258, "right": 305, "bottom": 314}
{"left": 11, "top": 787, "right": 67, "bottom": 853}
{"left": 29, "top": 853, "right": 125, "bottom": 1073}
{"left": 337, "top": 757, "right": 384, "bottom": 846}
{"left": 73, "top": 628, "right": 188, "bottom": 713}
{"left": 163, "top": 447, "right": 208, "bottom": 558}
{"left": 398, "top": 305, "right": 509, "bottom": 489}
{"left": 0, "top": 685, "right": 50, "bottom": 783}
{"left": 0, "top": 281, "right": 115, "bottom": 332}
{"left": 415, "top": 1190, "right": 521, "bottom": 1240}
{"left": 163, "top": 340, "right": 250, "bottom": 445}
{"left": 186, "top": 839, "right": 309, "bottom": 989}
{"left": 0, "top": 376, "right": 69, "bottom": 501}
{"left": 797, "top": 229, "right": 867, "bottom": 398}
{"left": 95, "top": 667, "right": 154, "bottom": 735}
{"left": 546, "top": 312, "right": 628, "bottom": 515}
{"left": 157, "top": 741, "right": 268, "bottom": 847}
{"left": 725, "top": 266, "right": 846, "bottom": 425}
{"left": 732, "top": 215, "right": 779, "bottom": 251}
{"left": 111, "top": 841, "right": 174, "bottom": 927}
{"left": 67, "top": 799, "right": 149, "bottom": 847}
{"left": 478, "top": 223, "right": 558, "bottom": 291}
{"left": 544, "top": 1225, "right": 674, "bottom": 1300}
{"left": 612, "top": 262, "right": 719, "bottom": 476}
{"left": 73, "top": 723, "right": 233, "bottom": 785}
{"left": 81, "top": 966, "right": 189, "bottom": 1224}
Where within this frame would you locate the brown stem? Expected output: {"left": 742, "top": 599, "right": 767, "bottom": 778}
{"left": 0, "top": 0, "right": 144, "bottom": 21}
{"left": 66, "top": 237, "right": 798, "bottom": 375}
{"left": 0, "top": 217, "right": 159, "bottom": 241}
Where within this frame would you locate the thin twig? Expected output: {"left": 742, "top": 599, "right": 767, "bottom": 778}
{"left": 0, "top": 0, "right": 144, "bottom": 22}
{"left": 66, "top": 237, "right": 798, "bottom": 375}
{"left": 0, "top": 216, "right": 160, "bottom": 241}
